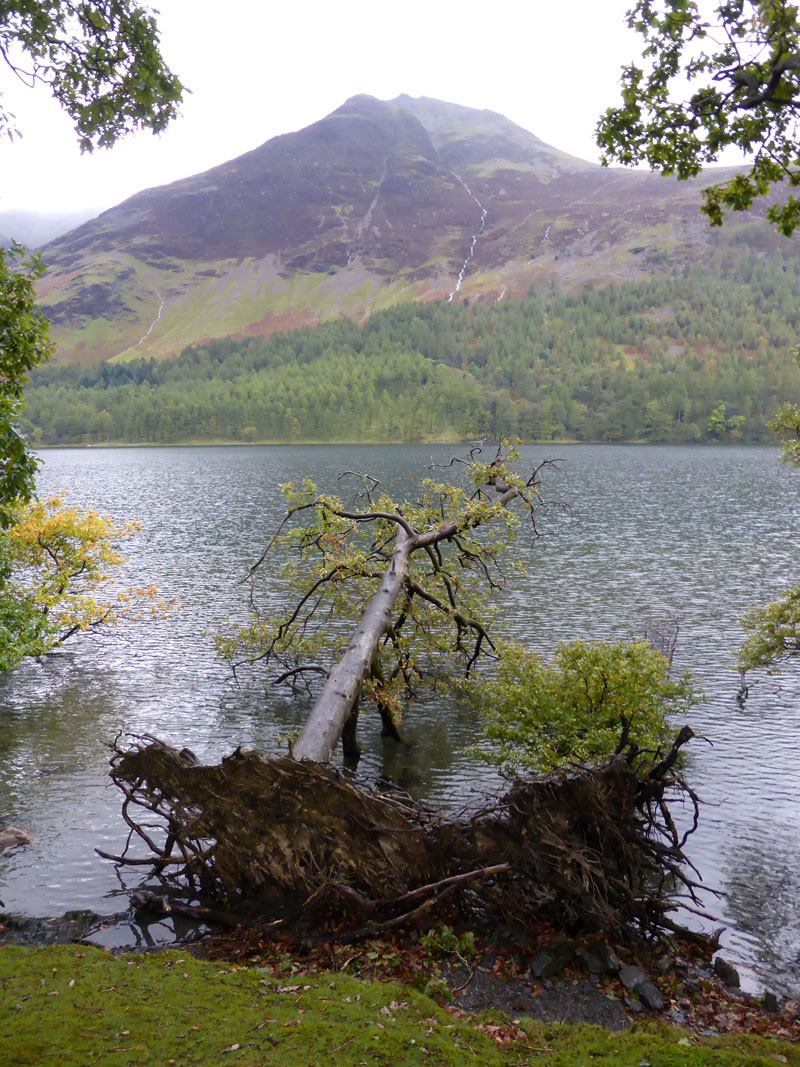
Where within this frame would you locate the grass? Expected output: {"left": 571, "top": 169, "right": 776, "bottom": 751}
{"left": 0, "top": 945, "right": 797, "bottom": 1066}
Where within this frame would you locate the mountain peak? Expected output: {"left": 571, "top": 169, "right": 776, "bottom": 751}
{"left": 38, "top": 93, "right": 732, "bottom": 365}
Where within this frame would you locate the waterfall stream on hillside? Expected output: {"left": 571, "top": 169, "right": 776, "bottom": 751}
{"left": 448, "top": 174, "right": 487, "bottom": 301}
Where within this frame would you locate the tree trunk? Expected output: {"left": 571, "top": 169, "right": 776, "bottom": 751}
{"left": 292, "top": 529, "right": 413, "bottom": 762}
{"left": 290, "top": 480, "right": 521, "bottom": 763}
{"left": 340, "top": 701, "right": 362, "bottom": 762}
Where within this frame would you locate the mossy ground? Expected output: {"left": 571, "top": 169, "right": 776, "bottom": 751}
{"left": 0, "top": 945, "right": 797, "bottom": 1066}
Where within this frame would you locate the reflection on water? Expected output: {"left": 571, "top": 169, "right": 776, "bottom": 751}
{"left": 0, "top": 444, "right": 798, "bottom": 994}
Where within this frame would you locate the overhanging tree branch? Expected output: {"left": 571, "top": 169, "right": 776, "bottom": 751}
{"left": 0, "top": 1, "right": 184, "bottom": 151}
{"left": 597, "top": 0, "right": 800, "bottom": 234}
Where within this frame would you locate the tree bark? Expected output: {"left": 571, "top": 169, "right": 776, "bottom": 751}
{"left": 292, "top": 529, "right": 414, "bottom": 761}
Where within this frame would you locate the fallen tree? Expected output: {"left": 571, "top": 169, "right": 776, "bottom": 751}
{"left": 102, "top": 443, "right": 709, "bottom": 944}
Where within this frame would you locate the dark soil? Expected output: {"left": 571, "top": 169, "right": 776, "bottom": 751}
{"left": 189, "top": 922, "right": 800, "bottom": 1041}
{"left": 439, "top": 962, "right": 629, "bottom": 1029}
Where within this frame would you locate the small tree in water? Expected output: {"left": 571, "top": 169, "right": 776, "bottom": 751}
{"left": 473, "top": 638, "right": 697, "bottom": 775}
{"left": 217, "top": 441, "right": 545, "bottom": 761}
{"left": 218, "top": 442, "right": 691, "bottom": 765}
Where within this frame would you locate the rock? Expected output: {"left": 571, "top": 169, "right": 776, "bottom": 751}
{"left": 579, "top": 939, "right": 621, "bottom": 976}
{"left": 618, "top": 963, "right": 665, "bottom": 1010}
{"left": 577, "top": 948, "right": 607, "bottom": 979}
{"left": 763, "top": 990, "right": 779, "bottom": 1013}
{"left": 637, "top": 981, "right": 665, "bottom": 1011}
{"left": 529, "top": 940, "right": 576, "bottom": 980}
{"left": 0, "top": 910, "right": 101, "bottom": 945}
{"left": 713, "top": 956, "right": 741, "bottom": 988}
{"left": 0, "top": 826, "right": 33, "bottom": 852}
{"left": 620, "top": 964, "right": 648, "bottom": 991}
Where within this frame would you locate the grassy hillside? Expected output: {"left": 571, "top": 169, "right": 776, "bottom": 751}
{"left": 23, "top": 246, "right": 800, "bottom": 446}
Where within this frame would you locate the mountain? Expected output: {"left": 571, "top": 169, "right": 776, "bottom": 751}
{"left": 36, "top": 94, "right": 760, "bottom": 365}
{"left": 0, "top": 208, "right": 97, "bottom": 249}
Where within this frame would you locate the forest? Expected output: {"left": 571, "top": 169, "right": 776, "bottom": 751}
{"left": 23, "top": 240, "right": 800, "bottom": 446}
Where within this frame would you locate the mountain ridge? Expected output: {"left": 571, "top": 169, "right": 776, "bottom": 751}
{"left": 36, "top": 93, "right": 759, "bottom": 365}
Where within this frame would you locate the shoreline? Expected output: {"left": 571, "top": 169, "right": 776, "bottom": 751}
{"left": 2, "top": 925, "right": 799, "bottom": 1064}
{"left": 31, "top": 438, "right": 780, "bottom": 450}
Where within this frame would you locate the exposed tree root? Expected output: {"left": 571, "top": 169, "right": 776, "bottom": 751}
{"left": 101, "top": 728, "right": 709, "bottom": 944}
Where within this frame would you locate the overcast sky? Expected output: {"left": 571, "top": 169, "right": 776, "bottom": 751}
{"left": 0, "top": 0, "right": 685, "bottom": 215}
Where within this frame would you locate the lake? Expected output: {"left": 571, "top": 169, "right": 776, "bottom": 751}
{"left": 1, "top": 444, "right": 798, "bottom": 994}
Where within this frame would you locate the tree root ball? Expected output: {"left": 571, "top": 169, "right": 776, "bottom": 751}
{"left": 102, "top": 729, "right": 704, "bottom": 943}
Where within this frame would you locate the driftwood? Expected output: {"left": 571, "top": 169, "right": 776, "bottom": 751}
{"left": 101, "top": 727, "right": 708, "bottom": 943}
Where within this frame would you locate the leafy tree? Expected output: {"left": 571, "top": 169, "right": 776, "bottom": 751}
{"left": 1, "top": 1, "right": 180, "bottom": 668}
{"left": 218, "top": 444, "right": 696, "bottom": 771}
{"left": 597, "top": 0, "right": 800, "bottom": 235}
{"left": 0, "top": 494, "right": 170, "bottom": 669}
{"left": 597, "top": 3, "right": 800, "bottom": 678}
{"left": 738, "top": 584, "right": 800, "bottom": 671}
{"left": 738, "top": 346, "right": 800, "bottom": 673}
{"left": 0, "top": 0, "right": 183, "bottom": 150}
{"left": 768, "top": 344, "right": 800, "bottom": 462}
{"left": 474, "top": 638, "right": 697, "bottom": 774}
{"left": 0, "top": 241, "right": 51, "bottom": 522}
{"left": 217, "top": 442, "right": 551, "bottom": 762}
{"left": 707, "top": 400, "right": 746, "bottom": 438}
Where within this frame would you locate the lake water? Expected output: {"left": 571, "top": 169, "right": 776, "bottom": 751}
{"left": 1, "top": 444, "right": 798, "bottom": 994}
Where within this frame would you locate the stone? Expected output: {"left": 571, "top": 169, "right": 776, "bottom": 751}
{"left": 529, "top": 940, "right": 576, "bottom": 980}
{"left": 713, "top": 956, "right": 741, "bottom": 988}
{"left": 0, "top": 910, "right": 101, "bottom": 945}
{"left": 577, "top": 948, "right": 607, "bottom": 979}
{"left": 620, "top": 964, "right": 648, "bottom": 991}
{"left": 763, "top": 990, "right": 779, "bottom": 1013}
{"left": 637, "top": 981, "right": 666, "bottom": 1011}
{"left": 584, "top": 939, "right": 622, "bottom": 974}
{"left": 0, "top": 826, "right": 33, "bottom": 852}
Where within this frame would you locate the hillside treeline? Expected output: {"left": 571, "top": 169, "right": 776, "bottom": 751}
{"left": 23, "top": 246, "right": 800, "bottom": 445}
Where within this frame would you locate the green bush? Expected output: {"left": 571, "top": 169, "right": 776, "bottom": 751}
{"left": 419, "top": 924, "right": 478, "bottom": 960}
{"left": 474, "top": 638, "right": 698, "bottom": 774}
{"left": 738, "top": 584, "right": 800, "bottom": 673}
